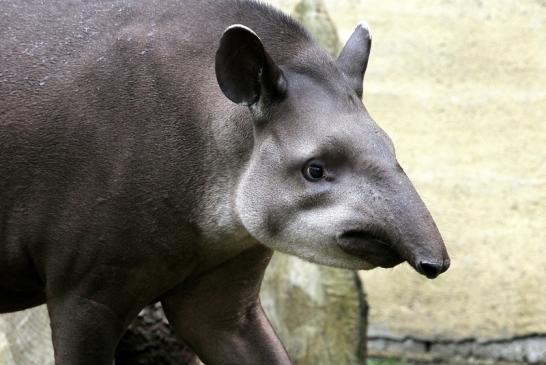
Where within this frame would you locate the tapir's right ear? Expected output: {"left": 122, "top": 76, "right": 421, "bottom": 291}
{"left": 215, "top": 24, "right": 286, "bottom": 106}
{"left": 337, "top": 22, "right": 372, "bottom": 99}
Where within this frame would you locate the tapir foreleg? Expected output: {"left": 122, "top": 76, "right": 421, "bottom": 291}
{"left": 47, "top": 294, "right": 130, "bottom": 365}
{"left": 161, "top": 244, "right": 292, "bottom": 365}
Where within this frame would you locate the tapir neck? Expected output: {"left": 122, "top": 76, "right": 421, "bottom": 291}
{"left": 188, "top": 102, "right": 258, "bottom": 250}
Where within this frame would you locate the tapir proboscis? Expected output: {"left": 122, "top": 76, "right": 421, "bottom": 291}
{"left": 0, "top": 0, "right": 450, "bottom": 364}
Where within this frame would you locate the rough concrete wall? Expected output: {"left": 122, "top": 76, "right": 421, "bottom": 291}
{"left": 292, "top": 0, "right": 341, "bottom": 55}
{"left": 0, "top": 306, "right": 54, "bottom": 365}
{"left": 346, "top": 0, "right": 545, "bottom": 340}
{"left": 262, "top": 255, "right": 367, "bottom": 365}
{"left": 267, "top": 0, "right": 546, "bottom": 363}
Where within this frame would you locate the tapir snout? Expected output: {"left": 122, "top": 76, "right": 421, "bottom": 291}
{"left": 337, "top": 166, "right": 450, "bottom": 279}
{"left": 390, "top": 169, "right": 450, "bottom": 279}
{"left": 335, "top": 23, "right": 450, "bottom": 279}
{"left": 337, "top": 188, "right": 450, "bottom": 278}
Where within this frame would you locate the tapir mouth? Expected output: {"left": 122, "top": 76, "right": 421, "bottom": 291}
{"left": 336, "top": 229, "right": 404, "bottom": 268}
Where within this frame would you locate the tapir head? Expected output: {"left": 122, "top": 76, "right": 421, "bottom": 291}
{"left": 215, "top": 23, "right": 450, "bottom": 279}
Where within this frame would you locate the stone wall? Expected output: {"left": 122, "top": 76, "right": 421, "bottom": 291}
{"left": 0, "top": 306, "right": 54, "bottom": 365}
{"left": 261, "top": 255, "right": 367, "bottom": 365}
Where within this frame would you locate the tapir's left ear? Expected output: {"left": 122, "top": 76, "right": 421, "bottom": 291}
{"left": 337, "top": 22, "right": 372, "bottom": 99}
{"left": 215, "top": 24, "right": 286, "bottom": 106}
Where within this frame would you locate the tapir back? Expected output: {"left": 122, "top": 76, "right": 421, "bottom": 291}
{"left": 0, "top": 0, "right": 313, "bottom": 212}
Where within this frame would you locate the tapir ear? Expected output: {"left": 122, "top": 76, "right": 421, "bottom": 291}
{"left": 337, "top": 22, "right": 372, "bottom": 99}
{"left": 215, "top": 24, "right": 286, "bottom": 106}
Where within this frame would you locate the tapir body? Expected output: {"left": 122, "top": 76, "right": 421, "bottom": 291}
{"left": 0, "top": 0, "right": 449, "bottom": 364}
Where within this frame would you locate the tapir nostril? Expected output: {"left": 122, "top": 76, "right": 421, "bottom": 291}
{"left": 418, "top": 261, "right": 445, "bottom": 279}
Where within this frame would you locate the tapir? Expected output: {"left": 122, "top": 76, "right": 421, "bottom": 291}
{"left": 0, "top": 0, "right": 450, "bottom": 364}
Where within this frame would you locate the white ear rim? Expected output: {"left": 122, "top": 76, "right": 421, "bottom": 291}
{"left": 224, "top": 24, "right": 260, "bottom": 39}
{"left": 356, "top": 21, "right": 372, "bottom": 40}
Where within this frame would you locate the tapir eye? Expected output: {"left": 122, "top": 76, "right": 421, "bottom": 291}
{"left": 303, "top": 160, "right": 326, "bottom": 181}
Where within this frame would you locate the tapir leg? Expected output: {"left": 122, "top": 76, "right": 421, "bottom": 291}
{"left": 47, "top": 294, "right": 131, "bottom": 365}
{"left": 161, "top": 244, "right": 292, "bottom": 365}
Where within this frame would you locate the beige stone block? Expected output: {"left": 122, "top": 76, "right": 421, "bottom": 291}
{"left": 0, "top": 306, "right": 54, "bottom": 365}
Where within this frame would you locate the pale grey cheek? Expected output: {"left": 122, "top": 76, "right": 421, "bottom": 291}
{"left": 236, "top": 185, "right": 375, "bottom": 270}
{"left": 234, "top": 172, "right": 273, "bottom": 238}
{"left": 272, "top": 207, "right": 375, "bottom": 269}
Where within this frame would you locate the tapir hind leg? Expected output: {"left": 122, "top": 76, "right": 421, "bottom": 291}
{"left": 47, "top": 294, "right": 131, "bottom": 365}
{"left": 161, "top": 244, "right": 293, "bottom": 365}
